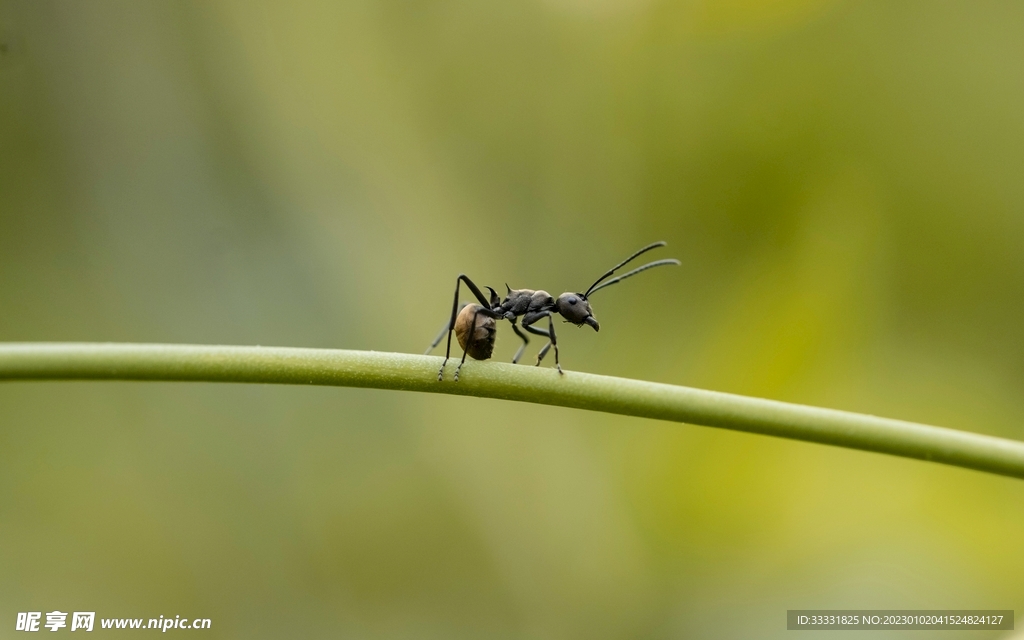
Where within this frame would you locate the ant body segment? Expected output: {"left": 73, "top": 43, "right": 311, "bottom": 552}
{"left": 426, "top": 241, "right": 680, "bottom": 381}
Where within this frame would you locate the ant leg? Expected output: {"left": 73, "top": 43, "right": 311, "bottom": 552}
{"left": 435, "top": 275, "right": 493, "bottom": 381}
{"left": 546, "top": 313, "right": 561, "bottom": 374}
{"left": 522, "top": 313, "right": 563, "bottom": 375}
{"left": 536, "top": 341, "right": 552, "bottom": 363}
{"left": 427, "top": 303, "right": 467, "bottom": 354}
{"left": 454, "top": 307, "right": 482, "bottom": 382}
{"left": 510, "top": 321, "right": 529, "bottom": 364}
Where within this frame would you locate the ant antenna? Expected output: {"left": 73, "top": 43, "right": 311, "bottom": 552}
{"left": 583, "top": 241, "right": 679, "bottom": 298}
{"left": 585, "top": 259, "right": 680, "bottom": 297}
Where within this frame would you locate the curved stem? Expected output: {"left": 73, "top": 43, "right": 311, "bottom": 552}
{"left": 2, "top": 342, "right": 1023, "bottom": 480}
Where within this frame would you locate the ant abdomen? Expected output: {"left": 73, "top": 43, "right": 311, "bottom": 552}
{"left": 455, "top": 304, "right": 496, "bottom": 361}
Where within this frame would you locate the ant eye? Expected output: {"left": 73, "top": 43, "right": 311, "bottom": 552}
{"left": 569, "top": 297, "right": 577, "bottom": 305}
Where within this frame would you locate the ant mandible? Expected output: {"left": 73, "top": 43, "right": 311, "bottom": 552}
{"left": 426, "top": 241, "right": 680, "bottom": 381}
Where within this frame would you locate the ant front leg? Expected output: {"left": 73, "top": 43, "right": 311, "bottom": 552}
{"left": 543, "top": 313, "right": 561, "bottom": 374}
{"left": 435, "top": 274, "right": 494, "bottom": 381}
{"left": 522, "top": 311, "right": 563, "bottom": 375}
{"left": 536, "top": 341, "right": 552, "bottom": 364}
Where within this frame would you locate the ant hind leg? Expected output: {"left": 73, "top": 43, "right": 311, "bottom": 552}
{"left": 434, "top": 275, "right": 493, "bottom": 381}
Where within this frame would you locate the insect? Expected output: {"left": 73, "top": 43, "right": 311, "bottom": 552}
{"left": 426, "top": 241, "right": 680, "bottom": 381}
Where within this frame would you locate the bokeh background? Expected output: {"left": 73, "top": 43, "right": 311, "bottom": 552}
{"left": 2, "top": 0, "right": 1024, "bottom": 637}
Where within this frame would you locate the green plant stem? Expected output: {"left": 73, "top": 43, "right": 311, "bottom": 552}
{"left": 2, "top": 342, "right": 1023, "bottom": 480}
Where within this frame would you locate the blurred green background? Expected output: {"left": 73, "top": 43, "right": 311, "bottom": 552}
{"left": 2, "top": 0, "right": 1024, "bottom": 637}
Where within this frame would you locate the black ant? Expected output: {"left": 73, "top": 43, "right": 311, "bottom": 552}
{"left": 426, "top": 241, "right": 680, "bottom": 381}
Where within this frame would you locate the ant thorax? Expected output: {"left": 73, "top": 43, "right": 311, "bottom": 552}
{"left": 499, "top": 289, "right": 555, "bottom": 318}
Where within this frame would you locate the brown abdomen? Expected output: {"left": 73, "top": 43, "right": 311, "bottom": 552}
{"left": 455, "top": 304, "right": 496, "bottom": 360}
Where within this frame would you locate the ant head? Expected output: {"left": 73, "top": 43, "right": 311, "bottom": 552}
{"left": 556, "top": 292, "right": 599, "bottom": 331}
